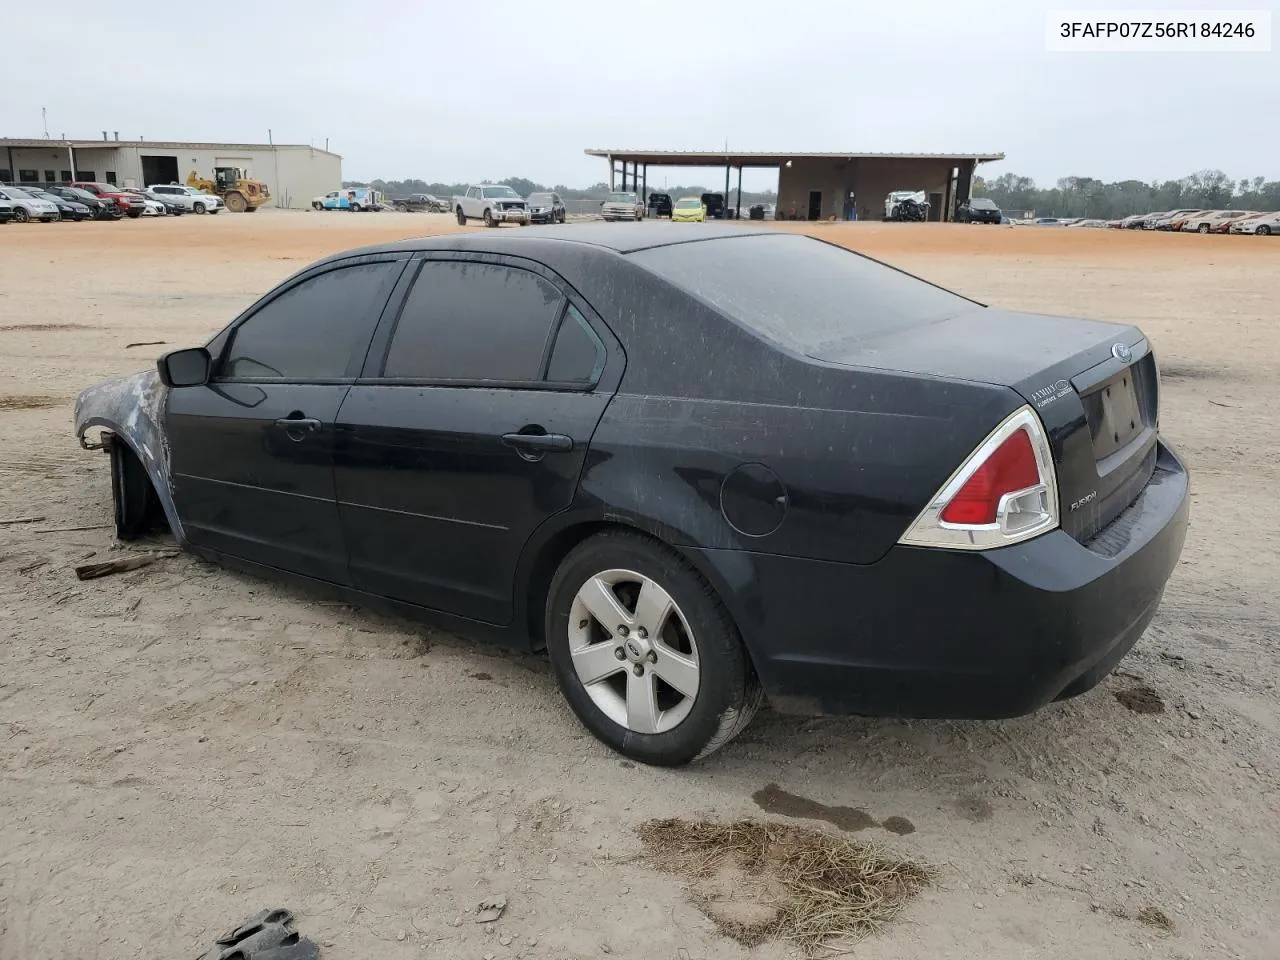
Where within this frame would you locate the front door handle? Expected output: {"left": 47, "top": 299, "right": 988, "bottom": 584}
{"left": 501, "top": 432, "right": 574, "bottom": 453}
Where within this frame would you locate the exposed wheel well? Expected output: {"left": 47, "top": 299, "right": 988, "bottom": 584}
{"left": 523, "top": 521, "right": 619, "bottom": 651}
{"left": 106, "top": 434, "right": 170, "bottom": 541}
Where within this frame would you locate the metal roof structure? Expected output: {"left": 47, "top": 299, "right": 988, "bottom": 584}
{"left": 585, "top": 148, "right": 1004, "bottom": 167}
{"left": 0, "top": 138, "right": 340, "bottom": 157}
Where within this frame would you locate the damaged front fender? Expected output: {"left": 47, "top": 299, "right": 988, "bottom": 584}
{"left": 74, "top": 369, "right": 185, "bottom": 541}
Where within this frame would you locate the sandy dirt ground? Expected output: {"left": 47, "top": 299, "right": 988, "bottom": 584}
{"left": 1, "top": 211, "right": 1277, "bottom": 960}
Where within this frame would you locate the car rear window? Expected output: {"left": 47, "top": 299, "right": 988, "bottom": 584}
{"left": 628, "top": 234, "right": 981, "bottom": 356}
{"left": 970, "top": 198, "right": 998, "bottom": 209}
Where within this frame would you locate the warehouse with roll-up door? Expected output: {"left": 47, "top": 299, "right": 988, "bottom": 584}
{"left": 0, "top": 136, "right": 341, "bottom": 210}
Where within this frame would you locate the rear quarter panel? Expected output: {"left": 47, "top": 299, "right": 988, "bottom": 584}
{"left": 544, "top": 248, "right": 1022, "bottom": 566}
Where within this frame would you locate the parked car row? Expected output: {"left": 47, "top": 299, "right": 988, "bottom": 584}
{"left": 998, "top": 208, "right": 1280, "bottom": 235}
{"left": 0, "top": 181, "right": 224, "bottom": 223}
{"left": 1114, "top": 208, "right": 1280, "bottom": 234}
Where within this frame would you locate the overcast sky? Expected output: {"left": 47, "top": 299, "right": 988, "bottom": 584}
{"left": 2, "top": 0, "right": 1276, "bottom": 191}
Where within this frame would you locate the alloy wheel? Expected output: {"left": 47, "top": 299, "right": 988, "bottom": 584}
{"left": 567, "top": 568, "right": 700, "bottom": 734}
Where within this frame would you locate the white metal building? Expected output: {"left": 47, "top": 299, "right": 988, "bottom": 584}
{"left": 0, "top": 137, "right": 342, "bottom": 210}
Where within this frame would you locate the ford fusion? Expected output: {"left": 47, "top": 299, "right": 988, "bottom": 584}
{"left": 74, "top": 224, "right": 1189, "bottom": 766}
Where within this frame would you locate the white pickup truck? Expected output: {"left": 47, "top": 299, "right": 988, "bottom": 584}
{"left": 452, "top": 183, "right": 531, "bottom": 227}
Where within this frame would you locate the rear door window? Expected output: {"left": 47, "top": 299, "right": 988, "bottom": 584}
{"left": 629, "top": 233, "right": 981, "bottom": 357}
{"left": 218, "top": 261, "right": 402, "bottom": 380}
{"left": 381, "top": 260, "right": 566, "bottom": 382}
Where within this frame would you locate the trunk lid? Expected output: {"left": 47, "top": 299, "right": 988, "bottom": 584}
{"left": 816, "top": 307, "right": 1158, "bottom": 545}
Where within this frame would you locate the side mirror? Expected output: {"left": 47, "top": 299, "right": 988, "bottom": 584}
{"left": 157, "top": 347, "right": 212, "bottom": 387}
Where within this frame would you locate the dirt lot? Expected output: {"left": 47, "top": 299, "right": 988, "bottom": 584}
{"left": 2, "top": 212, "right": 1277, "bottom": 959}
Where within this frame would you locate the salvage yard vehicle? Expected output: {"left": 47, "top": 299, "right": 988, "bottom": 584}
{"left": 0, "top": 185, "right": 61, "bottom": 222}
{"left": 1230, "top": 211, "right": 1280, "bottom": 235}
{"left": 1181, "top": 210, "right": 1250, "bottom": 234}
{"left": 123, "top": 189, "right": 177, "bottom": 216}
{"left": 74, "top": 223, "right": 1190, "bottom": 767}
{"left": 647, "top": 192, "right": 673, "bottom": 218}
{"left": 72, "top": 181, "right": 146, "bottom": 218}
{"left": 42, "top": 184, "right": 124, "bottom": 219}
{"left": 26, "top": 187, "right": 92, "bottom": 221}
{"left": 885, "top": 190, "right": 927, "bottom": 221}
{"left": 391, "top": 193, "right": 447, "bottom": 212}
{"left": 527, "top": 191, "right": 566, "bottom": 224}
{"left": 671, "top": 196, "right": 705, "bottom": 222}
{"left": 699, "top": 192, "right": 725, "bottom": 219}
{"left": 147, "top": 184, "right": 223, "bottom": 214}
{"left": 956, "top": 196, "right": 1002, "bottom": 224}
{"left": 453, "top": 183, "right": 531, "bottom": 226}
{"left": 601, "top": 191, "right": 645, "bottom": 221}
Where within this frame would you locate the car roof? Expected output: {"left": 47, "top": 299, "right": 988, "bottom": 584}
{"left": 324, "top": 222, "right": 779, "bottom": 264}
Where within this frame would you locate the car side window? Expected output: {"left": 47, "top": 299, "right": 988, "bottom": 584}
{"left": 218, "top": 261, "right": 401, "bottom": 381}
{"left": 546, "top": 304, "right": 605, "bottom": 384}
{"left": 382, "top": 260, "right": 565, "bottom": 382}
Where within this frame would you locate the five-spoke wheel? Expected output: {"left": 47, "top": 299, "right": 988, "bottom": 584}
{"left": 546, "top": 531, "right": 761, "bottom": 766}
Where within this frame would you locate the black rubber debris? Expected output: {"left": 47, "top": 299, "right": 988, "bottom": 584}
{"left": 195, "top": 908, "right": 319, "bottom": 960}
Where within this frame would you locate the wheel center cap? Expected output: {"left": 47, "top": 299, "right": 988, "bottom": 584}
{"left": 623, "top": 635, "right": 652, "bottom": 664}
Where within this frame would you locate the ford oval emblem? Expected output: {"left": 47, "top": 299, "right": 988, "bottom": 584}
{"left": 1111, "top": 342, "right": 1132, "bottom": 363}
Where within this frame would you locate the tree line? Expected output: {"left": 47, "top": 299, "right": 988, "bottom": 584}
{"left": 343, "top": 176, "right": 778, "bottom": 206}
{"left": 976, "top": 169, "right": 1280, "bottom": 219}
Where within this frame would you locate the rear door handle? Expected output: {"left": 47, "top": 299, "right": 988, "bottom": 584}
{"left": 501, "top": 432, "right": 574, "bottom": 453}
{"left": 274, "top": 416, "right": 322, "bottom": 440}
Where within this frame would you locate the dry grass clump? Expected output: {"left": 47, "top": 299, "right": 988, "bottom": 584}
{"left": 1136, "top": 904, "right": 1174, "bottom": 932}
{"left": 637, "top": 818, "right": 933, "bottom": 954}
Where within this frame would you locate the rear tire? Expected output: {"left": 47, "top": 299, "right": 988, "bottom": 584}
{"left": 545, "top": 530, "right": 762, "bottom": 766}
{"left": 455, "top": 206, "right": 467, "bottom": 225}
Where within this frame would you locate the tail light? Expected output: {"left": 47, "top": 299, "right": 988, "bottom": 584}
{"left": 898, "top": 405, "right": 1059, "bottom": 550}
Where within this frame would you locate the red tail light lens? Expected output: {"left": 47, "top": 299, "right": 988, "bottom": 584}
{"left": 939, "top": 428, "right": 1039, "bottom": 525}
{"left": 899, "top": 405, "right": 1059, "bottom": 551}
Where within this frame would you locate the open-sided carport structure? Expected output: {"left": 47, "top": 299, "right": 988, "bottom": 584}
{"left": 585, "top": 148, "right": 1005, "bottom": 222}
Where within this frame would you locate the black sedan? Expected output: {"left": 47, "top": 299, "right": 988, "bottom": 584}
{"left": 27, "top": 187, "right": 93, "bottom": 221}
{"left": 73, "top": 224, "right": 1190, "bottom": 766}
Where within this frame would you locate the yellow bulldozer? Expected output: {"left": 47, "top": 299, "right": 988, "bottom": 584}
{"left": 186, "top": 167, "right": 270, "bottom": 213}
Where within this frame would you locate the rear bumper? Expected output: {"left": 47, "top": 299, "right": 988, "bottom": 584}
{"left": 689, "top": 439, "right": 1190, "bottom": 719}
